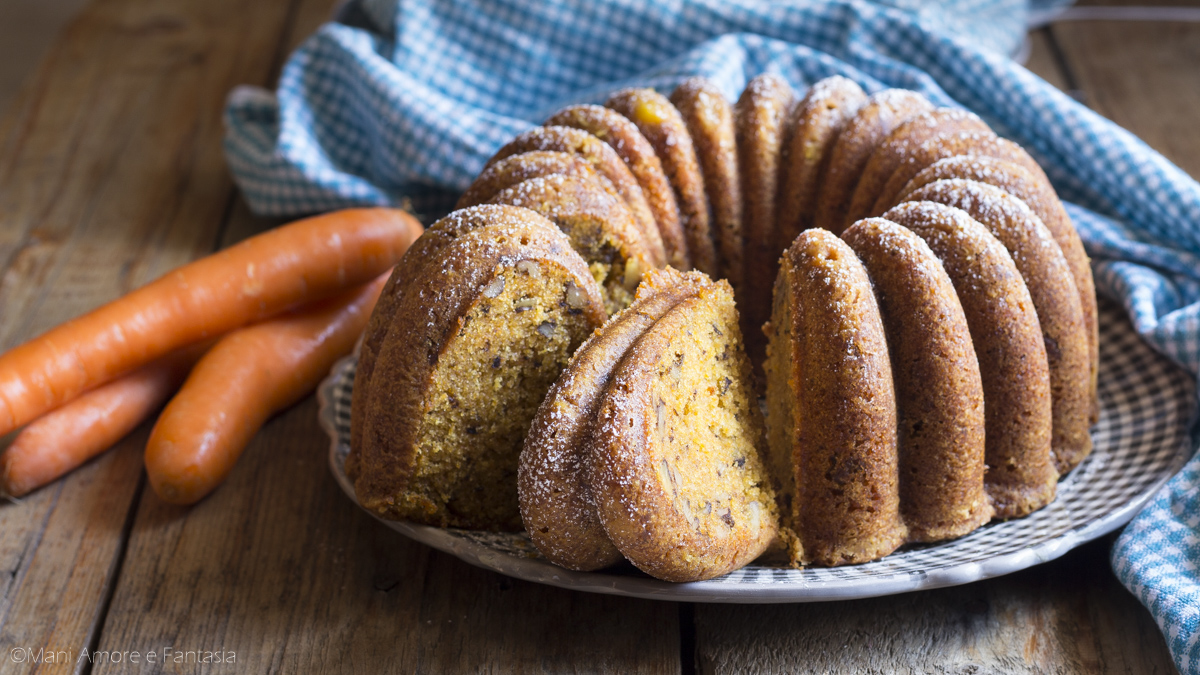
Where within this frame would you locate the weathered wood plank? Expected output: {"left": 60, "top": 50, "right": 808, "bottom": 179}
{"left": 1050, "top": 1, "right": 1200, "bottom": 179}
{"left": 694, "top": 538, "right": 1176, "bottom": 674}
{"left": 0, "top": 0, "right": 320, "bottom": 669}
{"left": 0, "top": 0, "right": 90, "bottom": 117}
{"left": 95, "top": 396, "right": 680, "bottom": 674}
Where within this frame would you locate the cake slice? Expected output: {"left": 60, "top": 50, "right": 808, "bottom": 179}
{"left": 519, "top": 268, "right": 708, "bottom": 571}
{"left": 590, "top": 277, "right": 778, "bottom": 581}
{"left": 354, "top": 211, "right": 607, "bottom": 530}
{"left": 544, "top": 105, "right": 676, "bottom": 269}
{"left": 488, "top": 174, "right": 654, "bottom": 314}
{"left": 351, "top": 205, "right": 534, "bottom": 476}
{"left": 485, "top": 125, "right": 662, "bottom": 265}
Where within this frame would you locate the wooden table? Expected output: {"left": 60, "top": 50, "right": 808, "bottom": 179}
{"left": 0, "top": 0, "right": 1194, "bottom": 672}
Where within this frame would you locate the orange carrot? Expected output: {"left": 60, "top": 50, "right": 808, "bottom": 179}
{"left": 145, "top": 272, "right": 390, "bottom": 504}
{"left": 0, "top": 208, "right": 422, "bottom": 437}
{"left": 0, "top": 344, "right": 207, "bottom": 498}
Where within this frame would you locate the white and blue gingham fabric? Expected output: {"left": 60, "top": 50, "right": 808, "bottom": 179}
{"left": 222, "top": 1, "right": 1200, "bottom": 670}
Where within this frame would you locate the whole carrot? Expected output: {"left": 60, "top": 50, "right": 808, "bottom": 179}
{"left": 145, "top": 272, "right": 389, "bottom": 505}
{"left": 0, "top": 344, "right": 207, "bottom": 498}
{"left": 0, "top": 208, "right": 422, "bottom": 437}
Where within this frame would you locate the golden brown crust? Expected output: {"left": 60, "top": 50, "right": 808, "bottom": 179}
{"left": 896, "top": 154, "right": 1099, "bottom": 423}
{"left": 458, "top": 151, "right": 618, "bottom": 212}
{"left": 672, "top": 78, "right": 744, "bottom": 288}
{"left": 776, "top": 229, "right": 907, "bottom": 566}
{"left": 846, "top": 108, "right": 993, "bottom": 225}
{"left": 351, "top": 265, "right": 405, "bottom": 479}
{"left": 591, "top": 280, "right": 778, "bottom": 581}
{"left": 882, "top": 201, "right": 1057, "bottom": 518}
{"left": 870, "top": 134, "right": 1044, "bottom": 222}
{"left": 841, "top": 219, "right": 992, "bottom": 542}
{"left": 519, "top": 268, "right": 709, "bottom": 571}
{"left": 735, "top": 73, "right": 795, "bottom": 370}
{"left": 544, "top": 105, "right": 674, "bottom": 269}
{"left": 608, "top": 88, "right": 716, "bottom": 275}
{"left": 485, "top": 125, "right": 663, "bottom": 266}
{"left": 813, "top": 89, "right": 933, "bottom": 235}
{"left": 488, "top": 174, "right": 653, "bottom": 314}
{"left": 355, "top": 213, "right": 607, "bottom": 529}
{"left": 902, "top": 180, "right": 1092, "bottom": 473}
{"left": 776, "top": 76, "right": 867, "bottom": 252}
{"left": 351, "top": 205, "right": 520, "bottom": 476}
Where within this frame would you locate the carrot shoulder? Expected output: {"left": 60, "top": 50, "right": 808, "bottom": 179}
{"left": 0, "top": 208, "right": 422, "bottom": 436}
{"left": 144, "top": 272, "right": 390, "bottom": 505}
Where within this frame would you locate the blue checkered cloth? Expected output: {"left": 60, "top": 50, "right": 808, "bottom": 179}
{"left": 222, "top": 0, "right": 1200, "bottom": 670}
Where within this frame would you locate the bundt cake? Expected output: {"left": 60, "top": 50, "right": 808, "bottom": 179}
{"left": 350, "top": 74, "right": 1097, "bottom": 579}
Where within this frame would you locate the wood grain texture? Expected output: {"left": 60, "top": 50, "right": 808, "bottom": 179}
{"left": 95, "top": 398, "right": 679, "bottom": 674}
{"left": 1050, "top": 0, "right": 1200, "bottom": 179}
{"left": 0, "top": 0, "right": 324, "bottom": 670}
{"left": 0, "top": 0, "right": 90, "bottom": 117}
{"left": 694, "top": 538, "right": 1176, "bottom": 675}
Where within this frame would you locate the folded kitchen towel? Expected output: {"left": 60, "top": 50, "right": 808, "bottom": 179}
{"left": 222, "top": 1, "right": 1200, "bottom": 670}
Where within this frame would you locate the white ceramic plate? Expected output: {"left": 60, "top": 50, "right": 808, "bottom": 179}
{"left": 319, "top": 299, "right": 1195, "bottom": 603}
